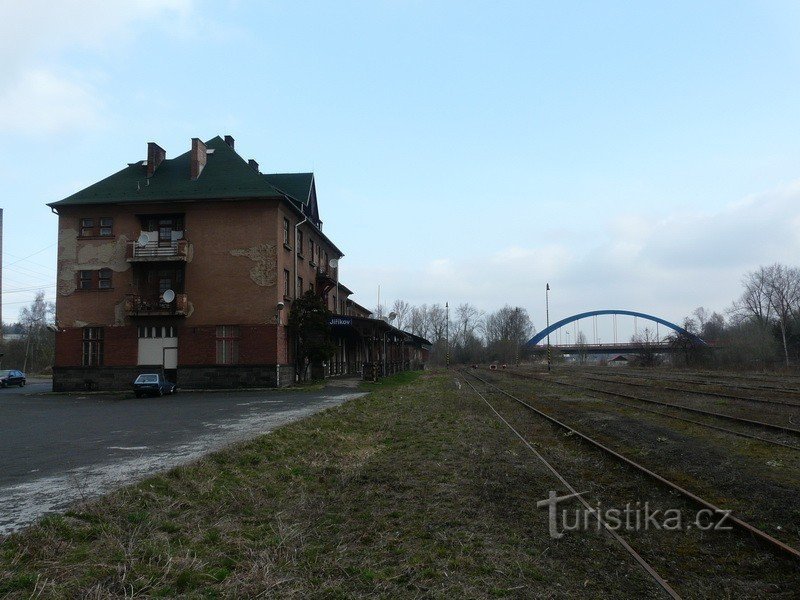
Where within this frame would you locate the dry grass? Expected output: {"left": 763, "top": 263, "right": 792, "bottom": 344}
{"left": 2, "top": 370, "right": 669, "bottom": 598}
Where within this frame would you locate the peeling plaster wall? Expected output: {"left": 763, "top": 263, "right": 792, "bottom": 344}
{"left": 229, "top": 243, "right": 278, "bottom": 287}
{"left": 57, "top": 228, "right": 130, "bottom": 297}
{"left": 56, "top": 200, "right": 291, "bottom": 329}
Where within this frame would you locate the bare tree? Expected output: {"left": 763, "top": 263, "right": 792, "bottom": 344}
{"left": 576, "top": 330, "right": 588, "bottom": 364}
{"left": 763, "top": 263, "right": 800, "bottom": 366}
{"left": 736, "top": 267, "right": 774, "bottom": 327}
{"left": 453, "top": 303, "right": 485, "bottom": 363}
{"left": 390, "top": 299, "right": 412, "bottom": 330}
{"left": 19, "top": 291, "right": 55, "bottom": 373}
{"left": 631, "top": 327, "right": 660, "bottom": 367}
{"left": 485, "top": 306, "right": 534, "bottom": 363}
{"left": 736, "top": 264, "right": 800, "bottom": 365}
{"left": 408, "top": 304, "right": 431, "bottom": 339}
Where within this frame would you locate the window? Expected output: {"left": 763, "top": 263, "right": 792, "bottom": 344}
{"left": 139, "top": 325, "right": 176, "bottom": 338}
{"left": 310, "top": 282, "right": 314, "bottom": 293}
{"left": 80, "top": 218, "right": 94, "bottom": 237}
{"left": 82, "top": 327, "right": 104, "bottom": 366}
{"left": 99, "top": 217, "right": 113, "bottom": 236}
{"left": 78, "top": 270, "right": 93, "bottom": 290}
{"left": 324, "top": 251, "right": 329, "bottom": 270}
{"left": 283, "top": 269, "right": 291, "bottom": 297}
{"left": 297, "top": 230, "right": 304, "bottom": 256}
{"left": 309, "top": 240, "right": 316, "bottom": 265}
{"left": 216, "top": 326, "right": 239, "bottom": 364}
{"left": 297, "top": 276, "right": 303, "bottom": 297}
{"left": 98, "top": 268, "right": 112, "bottom": 289}
{"left": 283, "top": 218, "right": 291, "bottom": 245}
{"left": 138, "top": 326, "right": 176, "bottom": 338}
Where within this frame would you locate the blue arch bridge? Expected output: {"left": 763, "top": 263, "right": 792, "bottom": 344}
{"left": 525, "top": 310, "right": 708, "bottom": 355}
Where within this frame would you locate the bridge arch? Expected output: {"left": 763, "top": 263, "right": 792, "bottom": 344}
{"left": 526, "top": 310, "right": 707, "bottom": 347}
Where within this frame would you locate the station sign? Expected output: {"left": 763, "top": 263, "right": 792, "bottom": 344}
{"left": 329, "top": 317, "right": 353, "bottom": 326}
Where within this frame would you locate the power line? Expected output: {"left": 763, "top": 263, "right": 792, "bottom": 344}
{"left": 4, "top": 252, "right": 56, "bottom": 272}
{"left": 5, "top": 243, "right": 57, "bottom": 268}
{"left": 2, "top": 284, "right": 57, "bottom": 294}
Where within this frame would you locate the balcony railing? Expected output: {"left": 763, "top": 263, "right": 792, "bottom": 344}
{"left": 127, "top": 239, "right": 189, "bottom": 262}
{"left": 124, "top": 293, "right": 189, "bottom": 317}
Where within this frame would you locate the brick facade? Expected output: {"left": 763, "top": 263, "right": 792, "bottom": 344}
{"left": 48, "top": 135, "right": 424, "bottom": 392}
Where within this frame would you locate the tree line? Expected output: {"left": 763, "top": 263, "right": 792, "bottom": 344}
{"left": 638, "top": 263, "right": 800, "bottom": 369}
{"left": 374, "top": 300, "right": 535, "bottom": 365}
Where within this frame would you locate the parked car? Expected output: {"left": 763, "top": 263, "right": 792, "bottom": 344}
{"left": 0, "top": 370, "right": 26, "bottom": 387}
{"left": 133, "top": 373, "right": 176, "bottom": 397}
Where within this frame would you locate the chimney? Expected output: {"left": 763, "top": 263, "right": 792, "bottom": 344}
{"left": 146, "top": 142, "right": 166, "bottom": 177}
{"left": 190, "top": 138, "right": 207, "bottom": 180}
{"left": 248, "top": 159, "right": 259, "bottom": 172}
{"left": 224, "top": 135, "right": 235, "bottom": 149}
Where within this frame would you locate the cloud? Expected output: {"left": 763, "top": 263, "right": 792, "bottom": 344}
{"left": 0, "top": 69, "right": 105, "bottom": 134}
{"left": 0, "top": 0, "right": 194, "bottom": 135}
{"left": 345, "top": 179, "right": 800, "bottom": 326}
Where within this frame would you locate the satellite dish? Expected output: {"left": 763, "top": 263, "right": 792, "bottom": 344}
{"left": 329, "top": 258, "right": 339, "bottom": 268}
{"left": 388, "top": 312, "right": 397, "bottom": 322}
{"left": 137, "top": 232, "right": 150, "bottom": 247}
{"left": 162, "top": 289, "right": 176, "bottom": 303}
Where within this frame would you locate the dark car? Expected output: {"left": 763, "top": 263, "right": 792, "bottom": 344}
{"left": 0, "top": 370, "right": 26, "bottom": 387}
{"left": 133, "top": 373, "right": 176, "bottom": 398}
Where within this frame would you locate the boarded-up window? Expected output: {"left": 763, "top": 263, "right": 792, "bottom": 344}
{"left": 216, "top": 326, "right": 239, "bottom": 365}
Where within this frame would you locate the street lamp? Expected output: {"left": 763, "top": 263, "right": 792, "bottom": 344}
{"left": 546, "top": 283, "right": 551, "bottom": 372}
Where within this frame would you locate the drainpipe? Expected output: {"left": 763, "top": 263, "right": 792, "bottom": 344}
{"left": 293, "top": 214, "right": 308, "bottom": 382}
{"left": 293, "top": 215, "right": 308, "bottom": 300}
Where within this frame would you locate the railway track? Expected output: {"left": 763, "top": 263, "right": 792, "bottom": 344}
{"left": 582, "top": 369, "right": 800, "bottom": 399}
{"left": 580, "top": 373, "right": 800, "bottom": 408}
{"left": 461, "top": 374, "right": 682, "bottom": 599}
{"left": 504, "top": 369, "right": 800, "bottom": 442}
{"left": 462, "top": 369, "right": 800, "bottom": 572}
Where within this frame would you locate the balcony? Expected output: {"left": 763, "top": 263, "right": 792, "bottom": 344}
{"left": 315, "top": 265, "right": 336, "bottom": 293}
{"left": 127, "top": 239, "right": 189, "bottom": 262}
{"left": 124, "top": 293, "right": 189, "bottom": 317}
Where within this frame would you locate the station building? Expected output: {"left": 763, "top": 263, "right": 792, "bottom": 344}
{"left": 48, "top": 135, "right": 429, "bottom": 391}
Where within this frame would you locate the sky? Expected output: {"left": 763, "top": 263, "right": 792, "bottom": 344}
{"left": 3, "top": 0, "right": 800, "bottom": 341}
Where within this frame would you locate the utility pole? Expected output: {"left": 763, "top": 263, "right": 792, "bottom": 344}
{"left": 546, "top": 283, "right": 551, "bottom": 373}
{"left": 445, "top": 301, "right": 450, "bottom": 369}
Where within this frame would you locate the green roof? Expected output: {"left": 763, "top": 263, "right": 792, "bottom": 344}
{"left": 48, "top": 136, "right": 310, "bottom": 208}
{"left": 264, "top": 173, "right": 314, "bottom": 206}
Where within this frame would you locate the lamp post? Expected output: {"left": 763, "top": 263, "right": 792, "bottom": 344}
{"left": 546, "top": 283, "right": 551, "bottom": 372}
{"left": 445, "top": 302, "right": 450, "bottom": 369}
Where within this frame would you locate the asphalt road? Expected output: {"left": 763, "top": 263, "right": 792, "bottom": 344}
{"left": 0, "top": 381, "right": 364, "bottom": 535}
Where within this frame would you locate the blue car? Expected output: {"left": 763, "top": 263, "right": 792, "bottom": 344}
{"left": 0, "top": 370, "right": 26, "bottom": 388}
{"left": 133, "top": 373, "right": 176, "bottom": 398}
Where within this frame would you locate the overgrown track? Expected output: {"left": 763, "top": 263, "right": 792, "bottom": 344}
{"left": 582, "top": 369, "right": 800, "bottom": 401}
{"left": 580, "top": 371, "right": 800, "bottom": 408}
{"left": 506, "top": 369, "right": 800, "bottom": 441}
{"left": 461, "top": 375, "right": 681, "bottom": 599}
{"left": 462, "top": 369, "right": 800, "bottom": 566}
